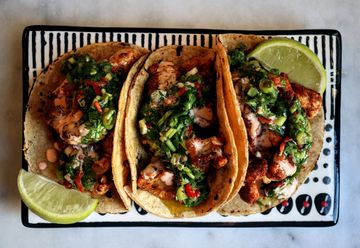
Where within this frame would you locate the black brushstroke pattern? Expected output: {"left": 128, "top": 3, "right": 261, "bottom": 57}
{"left": 31, "top": 31, "right": 36, "bottom": 70}
{"left": 208, "top": 34, "right": 212, "bottom": 48}
{"left": 155, "top": 33, "right": 159, "bottom": 49}
{"left": 49, "top": 33, "right": 53, "bottom": 64}
{"left": 201, "top": 34, "right": 205, "bottom": 47}
{"left": 56, "top": 33, "right": 61, "bottom": 57}
{"left": 132, "top": 33, "right": 137, "bottom": 45}
{"left": 125, "top": 33, "right": 129, "bottom": 43}
{"left": 87, "top": 33, "right": 91, "bottom": 45}
{"left": 148, "top": 33, "right": 152, "bottom": 50}
{"left": 314, "top": 36, "right": 318, "bottom": 55}
{"left": 40, "top": 30, "right": 45, "bottom": 69}
{"left": 72, "top": 32, "right": 76, "bottom": 51}
{"left": 164, "top": 34, "right": 168, "bottom": 46}
{"left": 64, "top": 32, "right": 68, "bottom": 52}
{"left": 178, "top": 34, "right": 182, "bottom": 45}
{"left": 79, "top": 32, "right": 84, "bottom": 47}
{"left": 141, "top": 33, "right": 145, "bottom": 47}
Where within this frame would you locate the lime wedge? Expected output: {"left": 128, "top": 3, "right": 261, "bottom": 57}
{"left": 248, "top": 37, "right": 327, "bottom": 94}
{"left": 17, "top": 169, "right": 98, "bottom": 224}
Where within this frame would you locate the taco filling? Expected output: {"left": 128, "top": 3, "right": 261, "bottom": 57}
{"left": 45, "top": 50, "right": 141, "bottom": 193}
{"left": 48, "top": 49, "right": 141, "bottom": 145}
{"left": 228, "top": 46, "right": 322, "bottom": 205}
{"left": 137, "top": 61, "right": 228, "bottom": 207}
{"left": 45, "top": 133, "right": 114, "bottom": 196}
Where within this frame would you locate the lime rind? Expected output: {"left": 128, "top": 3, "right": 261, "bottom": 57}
{"left": 248, "top": 37, "right": 327, "bottom": 94}
{"left": 18, "top": 169, "right": 98, "bottom": 224}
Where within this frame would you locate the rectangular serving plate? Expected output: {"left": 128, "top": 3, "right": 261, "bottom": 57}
{"left": 22, "top": 25, "right": 341, "bottom": 227}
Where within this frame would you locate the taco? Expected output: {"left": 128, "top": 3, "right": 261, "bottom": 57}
{"left": 24, "top": 42, "right": 148, "bottom": 213}
{"left": 121, "top": 45, "right": 242, "bottom": 218}
{"left": 216, "top": 34, "right": 324, "bottom": 215}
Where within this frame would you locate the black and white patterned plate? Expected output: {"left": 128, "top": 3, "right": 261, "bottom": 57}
{"left": 22, "top": 26, "right": 341, "bottom": 227}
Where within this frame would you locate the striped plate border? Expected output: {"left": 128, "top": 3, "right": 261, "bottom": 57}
{"left": 22, "top": 26, "right": 341, "bottom": 228}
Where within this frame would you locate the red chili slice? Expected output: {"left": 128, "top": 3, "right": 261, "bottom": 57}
{"left": 86, "top": 81, "right": 102, "bottom": 95}
{"left": 187, "top": 125, "right": 193, "bottom": 133}
{"left": 269, "top": 73, "right": 291, "bottom": 88}
{"left": 74, "top": 170, "right": 84, "bottom": 192}
{"left": 258, "top": 116, "right": 273, "bottom": 125}
{"left": 269, "top": 75, "right": 282, "bottom": 87}
{"left": 93, "top": 101, "right": 103, "bottom": 114}
{"left": 279, "top": 137, "right": 292, "bottom": 155}
{"left": 184, "top": 184, "right": 200, "bottom": 198}
{"left": 178, "top": 87, "right": 187, "bottom": 96}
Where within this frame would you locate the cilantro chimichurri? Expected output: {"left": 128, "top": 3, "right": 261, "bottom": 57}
{"left": 60, "top": 54, "right": 121, "bottom": 144}
{"left": 229, "top": 47, "right": 313, "bottom": 201}
{"left": 138, "top": 71, "right": 218, "bottom": 207}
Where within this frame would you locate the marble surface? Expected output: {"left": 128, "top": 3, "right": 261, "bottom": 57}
{"left": 0, "top": 0, "right": 358, "bottom": 247}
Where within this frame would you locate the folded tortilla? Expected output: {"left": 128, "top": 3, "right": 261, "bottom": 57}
{"left": 216, "top": 34, "right": 324, "bottom": 215}
{"left": 24, "top": 42, "right": 148, "bottom": 214}
{"left": 121, "top": 45, "right": 244, "bottom": 218}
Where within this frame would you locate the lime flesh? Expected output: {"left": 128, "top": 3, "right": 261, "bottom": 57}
{"left": 248, "top": 37, "right": 327, "bottom": 94}
{"left": 17, "top": 169, "right": 98, "bottom": 224}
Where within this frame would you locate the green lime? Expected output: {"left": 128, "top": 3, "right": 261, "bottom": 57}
{"left": 17, "top": 169, "right": 98, "bottom": 224}
{"left": 248, "top": 37, "right": 327, "bottom": 94}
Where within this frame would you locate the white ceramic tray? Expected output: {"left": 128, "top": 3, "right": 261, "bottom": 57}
{"left": 22, "top": 26, "right": 341, "bottom": 227}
